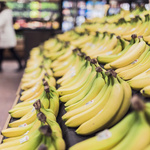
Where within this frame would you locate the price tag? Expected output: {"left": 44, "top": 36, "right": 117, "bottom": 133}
{"left": 29, "top": 99, "right": 36, "bottom": 103}
{"left": 106, "top": 51, "right": 113, "bottom": 55}
{"left": 63, "top": 62, "right": 68, "bottom": 66}
{"left": 20, "top": 136, "right": 29, "bottom": 144}
{"left": 96, "top": 130, "right": 112, "bottom": 141}
{"left": 98, "top": 46, "right": 103, "bottom": 51}
{"left": 86, "top": 100, "right": 94, "bottom": 105}
{"left": 70, "top": 72, "right": 76, "bottom": 77}
{"left": 131, "top": 59, "right": 138, "bottom": 64}
{"left": 31, "top": 107, "right": 35, "bottom": 112}
{"left": 32, "top": 87, "right": 37, "bottom": 93}
{"left": 19, "top": 123, "right": 27, "bottom": 128}
{"left": 23, "top": 131, "right": 29, "bottom": 135}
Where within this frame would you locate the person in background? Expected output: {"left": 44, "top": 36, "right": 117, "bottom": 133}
{"left": 0, "top": 1, "right": 23, "bottom": 72}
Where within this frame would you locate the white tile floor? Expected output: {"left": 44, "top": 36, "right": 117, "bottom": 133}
{"left": 0, "top": 60, "right": 23, "bottom": 130}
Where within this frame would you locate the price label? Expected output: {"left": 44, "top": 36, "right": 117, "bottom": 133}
{"left": 20, "top": 136, "right": 29, "bottom": 144}
{"left": 96, "top": 130, "right": 112, "bottom": 141}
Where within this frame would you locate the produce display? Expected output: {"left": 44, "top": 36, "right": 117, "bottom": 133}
{"left": 7, "top": 1, "right": 61, "bottom": 30}
{"left": 0, "top": 7, "right": 150, "bottom": 150}
{"left": 0, "top": 48, "right": 65, "bottom": 150}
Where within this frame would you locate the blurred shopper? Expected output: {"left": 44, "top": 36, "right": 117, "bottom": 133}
{"left": 0, "top": 1, "right": 23, "bottom": 72}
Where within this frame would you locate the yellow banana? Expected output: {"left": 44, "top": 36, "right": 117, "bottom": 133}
{"left": 62, "top": 78, "right": 108, "bottom": 121}
{"left": 69, "top": 112, "right": 136, "bottom": 150}
{"left": 2, "top": 121, "right": 35, "bottom": 138}
{"left": 76, "top": 76, "right": 123, "bottom": 135}
{"left": 110, "top": 38, "right": 146, "bottom": 69}
{"left": 65, "top": 71, "right": 105, "bottom": 111}
{"left": 112, "top": 112, "right": 150, "bottom": 150}
{"left": 107, "top": 76, "right": 131, "bottom": 127}
{"left": 141, "top": 85, "right": 150, "bottom": 97}
{"left": 65, "top": 78, "right": 112, "bottom": 127}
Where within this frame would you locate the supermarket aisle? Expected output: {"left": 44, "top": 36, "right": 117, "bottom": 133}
{"left": 0, "top": 61, "right": 23, "bottom": 131}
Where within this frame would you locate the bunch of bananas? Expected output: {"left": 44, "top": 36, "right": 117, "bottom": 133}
{"left": 0, "top": 99, "right": 65, "bottom": 150}
{"left": 0, "top": 45, "right": 66, "bottom": 150}
{"left": 85, "top": 14, "right": 150, "bottom": 42}
{"left": 53, "top": 52, "right": 131, "bottom": 135}
{"left": 69, "top": 100, "right": 150, "bottom": 150}
{"left": 57, "top": 32, "right": 150, "bottom": 95}
{"left": 21, "top": 47, "right": 56, "bottom": 91}
{"left": 128, "top": 69, "right": 150, "bottom": 97}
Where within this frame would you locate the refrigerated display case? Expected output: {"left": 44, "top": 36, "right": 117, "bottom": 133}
{"left": 7, "top": 0, "right": 61, "bottom": 30}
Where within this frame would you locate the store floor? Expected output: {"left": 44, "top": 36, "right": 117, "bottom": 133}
{"left": 0, "top": 60, "right": 23, "bottom": 131}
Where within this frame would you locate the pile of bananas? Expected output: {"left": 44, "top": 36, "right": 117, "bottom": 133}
{"left": 42, "top": 16, "right": 150, "bottom": 96}
{"left": 1, "top": 6, "right": 150, "bottom": 150}
{"left": 0, "top": 98, "right": 65, "bottom": 150}
{"left": 70, "top": 100, "right": 150, "bottom": 150}
{"left": 54, "top": 52, "right": 131, "bottom": 135}
{"left": 0, "top": 47, "right": 65, "bottom": 150}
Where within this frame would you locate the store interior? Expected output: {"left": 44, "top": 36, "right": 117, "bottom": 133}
{"left": 0, "top": 0, "right": 150, "bottom": 150}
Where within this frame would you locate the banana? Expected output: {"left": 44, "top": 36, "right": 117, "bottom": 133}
{"left": 52, "top": 132, "right": 66, "bottom": 150}
{"left": 71, "top": 34, "right": 94, "bottom": 47}
{"left": 141, "top": 85, "right": 150, "bottom": 97}
{"left": 10, "top": 105, "right": 34, "bottom": 118}
{"left": 49, "top": 92, "right": 59, "bottom": 117}
{"left": 69, "top": 112, "right": 136, "bottom": 150}
{"left": 46, "top": 120, "right": 62, "bottom": 138}
{"left": 45, "top": 136, "right": 56, "bottom": 150}
{"left": 2, "top": 130, "right": 42, "bottom": 150}
{"left": 3, "top": 120, "right": 41, "bottom": 143}
{"left": 40, "top": 108, "right": 56, "bottom": 121}
{"left": 76, "top": 76, "right": 123, "bottom": 135}
{"left": 89, "top": 34, "right": 118, "bottom": 58}
{"left": 107, "top": 76, "right": 132, "bottom": 128}
{"left": 144, "top": 145, "right": 150, "bottom": 150}
{"left": 112, "top": 112, "right": 150, "bottom": 150}
{"left": 20, "top": 82, "right": 43, "bottom": 101}
{"left": 110, "top": 37, "right": 146, "bottom": 69}
{"left": 53, "top": 53, "right": 76, "bottom": 72}
{"left": 64, "top": 65, "right": 97, "bottom": 106}
{"left": 21, "top": 69, "right": 45, "bottom": 90}
{"left": 82, "top": 33, "right": 108, "bottom": 54}
{"left": 0, "top": 127, "right": 42, "bottom": 149}
{"left": 128, "top": 68, "right": 150, "bottom": 90}
{"left": 44, "top": 39, "right": 58, "bottom": 51}
{"left": 115, "top": 44, "right": 149, "bottom": 74}
{"left": 65, "top": 70, "right": 105, "bottom": 111}
{"left": 2, "top": 121, "right": 35, "bottom": 138}
{"left": 118, "top": 51, "right": 150, "bottom": 80}
{"left": 9, "top": 110, "right": 36, "bottom": 128}
{"left": 21, "top": 86, "right": 44, "bottom": 102}
{"left": 56, "top": 55, "right": 83, "bottom": 85}
{"left": 59, "top": 57, "right": 86, "bottom": 87}
{"left": 58, "top": 60, "right": 92, "bottom": 95}
{"left": 22, "top": 68, "right": 42, "bottom": 80}
{"left": 86, "top": 34, "right": 111, "bottom": 57}
{"left": 65, "top": 78, "right": 112, "bottom": 127}
{"left": 103, "top": 36, "right": 138, "bottom": 69}
{"left": 145, "top": 103, "right": 150, "bottom": 123}
{"left": 62, "top": 79, "right": 108, "bottom": 121}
